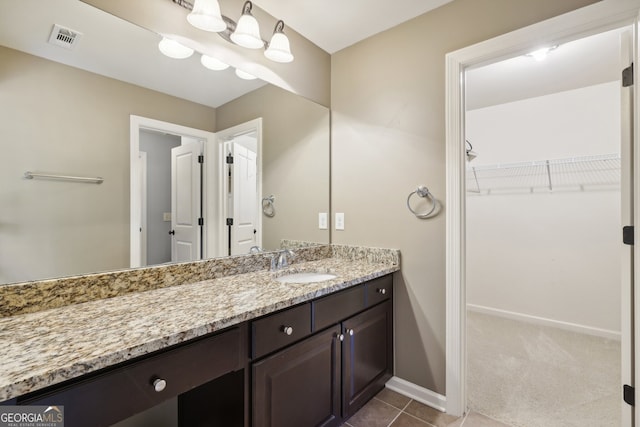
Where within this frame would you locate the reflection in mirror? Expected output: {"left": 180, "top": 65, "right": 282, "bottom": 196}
{"left": 0, "top": 0, "right": 330, "bottom": 285}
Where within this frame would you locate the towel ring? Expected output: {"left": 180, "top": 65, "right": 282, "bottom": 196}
{"left": 262, "top": 195, "right": 275, "bottom": 217}
{"left": 407, "top": 186, "right": 438, "bottom": 219}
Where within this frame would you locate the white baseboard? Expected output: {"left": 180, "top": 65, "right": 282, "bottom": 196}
{"left": 467, "top": 304, "right": 621, "bottom": 341}
{"left": 385, "top": 376, "right": 447, "bottom": 413}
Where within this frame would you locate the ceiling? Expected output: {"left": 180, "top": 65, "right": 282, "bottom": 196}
{"left": 466, "top": 26, "right": 627, "bottom": 110}
{"left": 255, "top": 0, "right": 454, "bottom": 54}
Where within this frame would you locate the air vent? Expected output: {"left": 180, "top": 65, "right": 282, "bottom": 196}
{"left": 48, "top": 24, "right": 82, "bottom": 50}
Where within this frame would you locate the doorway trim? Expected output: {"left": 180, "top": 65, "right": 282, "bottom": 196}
{"left": 130, "top": 115, "right": 216, "bottom": 268}
{"left": 445, "top": 0, "right": 640, "bottom": 417}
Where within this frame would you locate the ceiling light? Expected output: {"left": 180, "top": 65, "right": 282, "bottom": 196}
{"left": 235, "top": 69, "right": 257, "bottom": 80}
{"left": 230, "top": 1, "right": 264, "bottom": 50}
{"left": 187, "top": 0, "right": 226, "bottom": 32}
{"left": 158, "top": 37, "right": 194, "bottom": 59}
{"left": 264, "top": 20, "right": 293, "bottom": 63}
{"left": 526, "top": 45, "right": 558, "bottom": 61}
{"left": 201, "top": 54, "right": 229, "bottom": 71}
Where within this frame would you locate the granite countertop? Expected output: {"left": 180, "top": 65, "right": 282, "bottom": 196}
{"left": 0, "top": 256, "right": 398, "bottom": 402}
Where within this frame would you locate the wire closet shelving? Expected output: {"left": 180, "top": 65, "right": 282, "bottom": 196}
{"left": 466, "top": 153, "right": 621, "bottom": 195}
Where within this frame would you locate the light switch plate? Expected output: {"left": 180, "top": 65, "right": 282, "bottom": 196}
{"left": 335, "top": 213, "right": 345, "bottom": 230}
{"left": 319, "top": 213, "right": 328, "bottom": 229}
{"left": 163, "top": 212, "right": 171, "bottom": 222}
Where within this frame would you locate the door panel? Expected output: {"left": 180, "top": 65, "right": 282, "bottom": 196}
{"left": 621, "top": 28, "right": 635, "bottom": 427}
{"left": 252, "top": 325, "right": 341, "bottom": 427}
{"left": 231, "top": 143, "right": 258, "bottom": 255}
{"left": 342, "top": 301, "right": 393, "bottom": 418}
{"left": 171, "top": 143, "right": 202, "bottom": 263}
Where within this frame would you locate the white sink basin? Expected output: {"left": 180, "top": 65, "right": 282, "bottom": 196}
{"left": 275, "top": 272, "right": 338, "bottom": 284}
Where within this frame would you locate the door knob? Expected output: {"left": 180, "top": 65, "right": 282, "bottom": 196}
{"left": 168, "top": 230, "right": 175, "bottom": 235}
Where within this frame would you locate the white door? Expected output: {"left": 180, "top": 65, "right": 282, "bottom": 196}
{"left": 231, "top": 142, "right": 258, "bottom": 255}
{"left": 139, "top": 152, "right": 148, "bottom": 266}
{"left": 171, "top": 142, "right": 202, "bottom": 263}
{"left": 621, "top": 28, "right": 636, "bottom": 427}
{"left": 214, "top": 118, "right": 262, "bottom": 256}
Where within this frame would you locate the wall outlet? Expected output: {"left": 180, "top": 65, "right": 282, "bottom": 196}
{"left": 163, "top": 212, "right": 171, "bottom": 222}
{"left": 335, "top": 213, "right": 345, "bottom": 230}
{"left": 319, "top": 213, "right": 328, "bottom": 230}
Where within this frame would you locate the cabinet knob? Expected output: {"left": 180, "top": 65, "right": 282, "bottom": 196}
{"left": 377, "top": 288, "right": 387, "bottom": 295}
{"left": 282, "top": 326, "right": 293, "bottom": 336}
{"left": 152, "top": 378, "right": 167, "bottom": 393}
{"left": 338, "top": 334, "right": 344, "bottom": 342}
{"left": 346, "top": 328, "right": 354, "bottom": 336}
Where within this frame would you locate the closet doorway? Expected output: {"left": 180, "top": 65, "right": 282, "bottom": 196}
{"left": 443, "top": 2, "right": 640, "bottom": 424}
{"left": 464, "top": 27, "right": 626, "bottom": 426}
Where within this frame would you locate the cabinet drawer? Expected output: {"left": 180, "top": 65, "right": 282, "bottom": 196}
{"left": 313, "top": 285, "right": 365, "bottom": 332}
{"left": 365, "top": 275, "right": 393, "bottom": 306}
{"left": 252, "top": 303, "right": 312, "bottom": 359}
{"left": 22, "top": 327, "right": 243, "bottom": 427}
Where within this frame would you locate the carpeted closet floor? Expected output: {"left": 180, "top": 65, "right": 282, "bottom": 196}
{"left": 467, "top": 310, "right": 621, "bottom": 427}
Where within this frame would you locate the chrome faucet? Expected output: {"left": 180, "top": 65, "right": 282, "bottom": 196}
{"left": 270, "top": 249, "right": 296, "bottom": 271}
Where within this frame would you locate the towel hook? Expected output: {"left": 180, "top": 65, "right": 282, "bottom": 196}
{"left": 407, "top": 185, "right": 438, "bottom": 219}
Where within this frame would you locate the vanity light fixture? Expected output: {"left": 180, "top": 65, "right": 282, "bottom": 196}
{"left": 235, "top": 68, "right": 258, "bottom": 80}
{"left": 201, "top": 54, "right": 229, "bottom": 71}
{"left": 187, "top": 0, "right": 226, "bottom": 32}
{"left": 158, "top": 37, "right": 194, "bottom": 59}
{"left": 264, "top": 20, "right": 294, "bottom": 63}
{"left": 526, "top": 45, "right": 558, "bottom": 62}
{"left": 183, "top": 0, "right": 294, "bottom": 63}
{"left": 230, "top": 1, "right": 264, "bottom": 49}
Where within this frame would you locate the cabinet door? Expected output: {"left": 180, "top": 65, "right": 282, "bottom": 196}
{"left": 342, "top": 300, "right": 393, "bottom": 418}
{"left": 253, "top": 325, "right": 342, "bottom": 427}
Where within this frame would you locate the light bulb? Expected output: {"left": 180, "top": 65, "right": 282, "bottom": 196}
{"left": 526, "top": 45, "right": 558, "bottom": 62}
{"left": 265, "top": 21, "right": 293, "bottom": 63}
{"left": 235, "top": 69, "right": 257, "bottom": 80}
{"left": 201, "top": 54, "right": 229, "bottom": 71}
{"left": 230, "top": 2, "right": 264, "bottom": 49}
{"left": 158, "top": 37, "right": 194, "bottom": 59}
{"left": 265, "top": 33, "right": 293, "bottom": 63}
{"left": 187, "top": 0, "right": 226, "bottom": 32}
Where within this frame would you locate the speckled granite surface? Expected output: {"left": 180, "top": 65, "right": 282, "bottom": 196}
{"left": 0, "top": 245, "right": 332, "bottom": 318}
{"left": 0, "top": 245, "right": 399, "bottom": 401}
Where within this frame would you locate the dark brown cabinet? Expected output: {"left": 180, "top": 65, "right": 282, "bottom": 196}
{"left": 252, "top": 325, "right": 342, "bottom": 427}
{"left": 251, "top": 274, "right": 393, "bottom": 426}
{"left": 19, "top": 325, "right": 245, "bottom": 427}
{"left": 11, "top": 274, "right": 393, "bottom": 427}
{"left": 342, "top": 300, "right": 393, "bottom": 418}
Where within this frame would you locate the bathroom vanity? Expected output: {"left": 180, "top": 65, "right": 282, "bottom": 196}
{"left": 0, "top": 245, "right": 399, "bottom": 427}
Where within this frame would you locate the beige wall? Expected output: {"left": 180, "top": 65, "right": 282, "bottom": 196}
{"left": 0, "top": 46, "right": 216, "bottom": 284}
{"left": 216, "top": 84, "right": 331, "bottom": 249}
{"left": 330, "top": 0, "right": 599, "bottom": 394}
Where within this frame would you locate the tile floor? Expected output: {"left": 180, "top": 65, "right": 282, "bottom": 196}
{"left": 343, "top": 388, "right": 511, "bottom": 427}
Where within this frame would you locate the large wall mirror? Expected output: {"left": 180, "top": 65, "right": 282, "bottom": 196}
{"left": 0, "top": 0, "right": 330, "bottom": 285}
